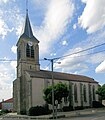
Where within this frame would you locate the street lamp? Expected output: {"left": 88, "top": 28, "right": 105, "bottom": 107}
{"left": 44, "top": 58, "right": 61, "bottom": 119}
{"left": 44, "top": 58, "right": 55, "bottom": 119}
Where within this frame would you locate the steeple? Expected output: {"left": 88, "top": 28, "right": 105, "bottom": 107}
{"left": 23, "top": 10, "right": 33, "bottom": 38}
{"left": 19, "top": 9, "right": 39, "bottom": 43}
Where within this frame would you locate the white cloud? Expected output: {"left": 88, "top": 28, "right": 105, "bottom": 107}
{"left": 73, "top": 24, "right": 77, "bottom": 30}
{"left": 10, "top": 61, "right": 17, "bottom": 70}
{"left": 11, "top": 45, "right": 17, "bottom": 54}
{"left": 95, "top": 60, "right": 105, "bottom": 73}
{"left": 35, "top": 0, "right": 74, "bottom": 56}
{"left": 78, "top": 0, "right": 105, "bottom": 33}
{"left": 0, "top": 0, "right": 15, "bottom": 4}
{"left": 0, "top": 63, "right": 16, "bottom": 83}
{"left": 55, "top": 47, "right": 88, "bottom": 72}
{"left": 81, "top": 0, "right": 87, "bottom": 3}
{"left": 0, "top": 0, "right": 9, "bottom": 3}
{"left": 55, "top": 30, "right": 105, "bottom": 73}
{"left": 0, "top": 3, "right": 24, "bottom": 39}
{"left": 50, "top": 53, "right": 56, "bottom": 56}
{"left": 88, "top": 53, "right": 105, "bottom": 64}
{"left": 62, "top": 40, "right": 68, "bottom": 46}
{"left": 0, "top": 62, "right": 16, "bottom": 100}
{"left": 0, "top": 19, "right": 10, "bottom": 39}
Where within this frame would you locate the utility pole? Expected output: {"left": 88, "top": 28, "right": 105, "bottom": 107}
{"left": 44, "top": 58, "right": 61, "bottom": 119}
{"left": 44, "top": 58, "right": 55, "bottom": 119}
{"left": 51, "top": 59, "right": 55, "bottom": 119}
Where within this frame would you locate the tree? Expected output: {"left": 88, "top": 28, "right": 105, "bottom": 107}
{"left": 43, "top": 82, "right": 69, "bottom": 105}
{"left": 96, "top": 84, "right": 105, "bottom": 100}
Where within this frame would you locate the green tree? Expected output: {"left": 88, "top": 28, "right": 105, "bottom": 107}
{"left": 43, "top": 82, "right": 69, "bottom": 105}
{"left": 96, "top": 84, "right": 105, "bottom": 100}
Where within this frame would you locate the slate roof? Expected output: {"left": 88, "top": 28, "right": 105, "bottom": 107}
{"left": 19, "top": 11, "right": 39, "bottom": 43}
{"left": 27, "top": 70, "right": 98, "bottom": 83}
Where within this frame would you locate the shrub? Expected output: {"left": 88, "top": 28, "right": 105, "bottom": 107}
{"left": 63, "top": 106, "right": 73, "bottom": 112}
{"left": 74, "top": 106, "right": 84, "bottom": 110}
{"left": 92, "top": 101, "right": 105, "bottom": 108}
{"left": 20, "top": 109, "right": 26, "bottom": 115}
{"left": 1, "top": 109, "right": 9, "bottom": 113}
{"left": 28, "top": 105, "right": 52, "bottom": 116}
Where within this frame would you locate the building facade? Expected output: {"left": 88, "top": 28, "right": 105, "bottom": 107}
{"left": 13, "top": 11, "right": 99, "bottom": 114}
{"left": 0, "top": 98, "right": 13, "bottom": 111}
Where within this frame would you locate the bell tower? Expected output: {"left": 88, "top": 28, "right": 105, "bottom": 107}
{"left": 15, "top": 9, "right": 40, "bottom": 113}
{"left": 17, "top": 11, "right": 40, "bottom": 78}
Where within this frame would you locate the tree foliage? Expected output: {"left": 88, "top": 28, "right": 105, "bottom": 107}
{"left": 96, "top": 84, "right": 105, "bottom": 100}
{"left": 43, "top": 82, "right": 69, "bottom": 105}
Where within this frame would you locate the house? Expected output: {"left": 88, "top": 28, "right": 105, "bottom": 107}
{"left": 0, "top": 98, "right": 13, "bottom": 111}
{"left": 13, "top": 10, "right": 99, "bottom": 114}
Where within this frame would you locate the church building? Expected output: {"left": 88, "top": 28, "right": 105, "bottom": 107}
{"left": 13, "top": 10, "right": 99, "bottom": 114}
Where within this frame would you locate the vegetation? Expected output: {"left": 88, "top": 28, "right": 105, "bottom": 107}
{"left": 28, "top": 105, "right": 51, "bottom": 116}
{"left": 0, "top": 109, "right": 10, "bottom": 116}
{"left": 43, "top": 82, "right": 69, "bottom": 105}
{"left": 62, "top": 105, "right": 73, "bottom": 112}
{"left": 20, "top": 109, "right": 26, "bottom": 115}
{"left": 92, "top": 101, "right": 104, "bottom": 108}
{"left": 96, "top": 84, "right": 105, "bottom": 100}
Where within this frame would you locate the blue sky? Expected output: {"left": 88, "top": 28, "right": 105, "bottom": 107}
{"left": 0, "top": 0, "right": 105, "bottom": 101}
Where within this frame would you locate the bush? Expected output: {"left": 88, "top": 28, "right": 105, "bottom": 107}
{"left": 1, "top": 109, "right": 9, "bottom": 113}
{"left": 92, "top": 101, "right": 105, "bottom": 108}
{"left": 63, "top": 106, "right": 73, "bottom": 112}
{"left": 20, "top": 109, "right": 26, "bottom": 115}
{"left": 28, "top": 105, "right": 52, "bottom": 116}
{"left": 75, "top": 106, "right": 84, "bottom": 110}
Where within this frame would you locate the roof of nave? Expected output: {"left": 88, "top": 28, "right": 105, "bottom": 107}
{"left": 26, "top": 70, "right": 98, "bottom": 83}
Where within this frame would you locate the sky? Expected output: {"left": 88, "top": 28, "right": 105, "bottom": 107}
{"left": 0, "top": 0, "right": 105, "bottom": 101}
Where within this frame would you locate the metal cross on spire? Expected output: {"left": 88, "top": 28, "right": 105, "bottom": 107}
{"left": 26, "top": 0, "right": 28, "bottom": 13}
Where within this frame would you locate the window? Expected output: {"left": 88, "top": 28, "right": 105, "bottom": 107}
{"left": 74, "top": 84, "right": 78, "bottom": 102}
{"left": 93, "top": 85, "right": 96, "bottom": 101}
{"left": 17, "top": 50, "right": 21, "bottom": 60}
{"left": 31, "top": 46, "right": 34, "bottom": 58}
{"left": 26, "top": 44, "right": 34, "bottom": 58}
{"left": 83, "top": 85, "right": 87, "bottom": 102}
{"left": 26, "top": 44, "right": 30, "bottom": 57}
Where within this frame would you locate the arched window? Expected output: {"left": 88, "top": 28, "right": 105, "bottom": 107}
{"left": 31, "top": 46, "right": 34, "bottom": 58}
{"left": 74, "top": 84, "right": 78, "bottom": 102}
{"left": 93, "top": 85, "right": 96, "bottom": 101}
{"left": 26, "top": 44, "right": 30, "bottom": 57}
{"left": 26, "top": 44, "right": 34, "bottom": 58}
{"left": 83, "top": 85, "right": 87, "bottom": 102}
{"left": 17, "top": 49, "right": 21, "bottom": 60}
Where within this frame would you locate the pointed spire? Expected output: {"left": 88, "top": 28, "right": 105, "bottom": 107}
{"left": 23, "top": 11, "right": 33, "bottom": 38}
{"left": 19, "top": 0, "right": 39, "bottom": 43}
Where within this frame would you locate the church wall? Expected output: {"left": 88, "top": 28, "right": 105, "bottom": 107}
{"left": 13, "top": 79, "right": 17, "bottom": 112}
{"left": 43, "top": 78, "right": 99, "bottom": 108}
{"left": 31, "top": 78, "right": 45, "bottom": 106}
{"left": 13, "top": 78, "right": 21, "bottom": 113}
{"left": 25, "top": 72, "right": 32, "bottom": 112}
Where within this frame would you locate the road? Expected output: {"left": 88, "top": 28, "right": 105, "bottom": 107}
{"left": 63, "top": 111, "right": 105, "bottom": 120}
{"left": 0, "top": 110, "right": 105, "bottom": 120}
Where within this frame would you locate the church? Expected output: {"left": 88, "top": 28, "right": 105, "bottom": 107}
{"left": 13, "top": 10, "right": 99, "bottom": 114}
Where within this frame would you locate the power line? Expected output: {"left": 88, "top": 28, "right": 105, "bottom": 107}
{"left": 52, "top": 42, "right": 105, "bottom": 60}
{"left": 0, "top": 42, "right": 105, "bottom": 62}
{"left": 0, "top": 59, "right": 44, "bottom": 62}
{"left": 63, "top": 49, "right": 105, "bottom": 59}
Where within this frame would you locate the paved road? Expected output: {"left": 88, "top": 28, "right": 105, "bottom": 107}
{"left": 63, "top": 111, "right": 105, "bottom": 120}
